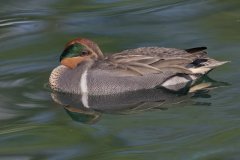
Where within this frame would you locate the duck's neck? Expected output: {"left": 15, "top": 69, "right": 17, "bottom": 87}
{"left": 49, "top": 60, "right": 94, "bottom": 94}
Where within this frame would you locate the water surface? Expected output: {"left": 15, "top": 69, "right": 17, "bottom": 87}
{"left": 0, "top": 0, "right": 240, "bottom": 159}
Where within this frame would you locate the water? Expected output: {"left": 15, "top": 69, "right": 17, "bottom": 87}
{"left": 0, "top": 0, "right": 240, "bottom": 159}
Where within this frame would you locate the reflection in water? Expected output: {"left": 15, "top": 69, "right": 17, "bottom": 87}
{"left": 51, "top": 76, "right": 228, "bottom": 124}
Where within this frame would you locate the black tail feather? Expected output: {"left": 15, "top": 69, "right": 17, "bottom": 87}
{"left": 185, "top": 47, "right": 207, "bottom": 53}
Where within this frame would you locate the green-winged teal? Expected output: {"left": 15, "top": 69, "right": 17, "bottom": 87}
{"left": 49, "top": 38, "right": 228, "bottom": 95}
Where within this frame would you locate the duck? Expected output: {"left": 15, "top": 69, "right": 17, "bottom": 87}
{"left": 49, "top": 38, "right": 228, "bottom": 95}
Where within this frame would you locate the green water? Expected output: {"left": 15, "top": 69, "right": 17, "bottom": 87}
{"left": 0, "top": 0, "right": 240, "bottom": 159}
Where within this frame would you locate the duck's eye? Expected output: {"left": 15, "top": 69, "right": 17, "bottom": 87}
{"left": 81, "top": 50, "right": 89, "bottom": 56}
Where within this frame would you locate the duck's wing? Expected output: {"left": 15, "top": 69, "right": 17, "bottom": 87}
{"left": 93, "top": 47, "right": 212, "bottom": 76}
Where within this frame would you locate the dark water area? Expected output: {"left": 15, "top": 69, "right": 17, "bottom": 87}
{"left": 0, "top": 0, "right": 240, "bottom": 159}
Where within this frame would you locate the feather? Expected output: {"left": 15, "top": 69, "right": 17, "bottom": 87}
{"left": 130, "top": 62, "right": 162, "bottom": 72}
{"left": 136, "top": 58, "right": 160, "bottom": 64}
{"left": 94, "top": 46, "right": 226, "bottom": 77}
{"left": 115, "top": 56, "right": 155, "bottom": 63}
{"left": 124, "top": 62, "right": 162, "bottom": 75}
{"left": 185, "top": 47, "right": 207, "bottom": 53}
{"left": 158, "top": 66, "right": 193, "bottom": 74}
{"left": 126, "top": 66, "right": 154, "bottom": 76}
{"left": 151, "top": 58, "right": 193, "bottom": 68}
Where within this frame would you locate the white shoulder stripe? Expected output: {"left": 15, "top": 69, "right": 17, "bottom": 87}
{"left": 80, "top": 70, "right": 88, "bottom": 94}
{"left": 82, "top": 93, "right": 90, "bottom": 108}
{"left": 80, "top": 70, "right": 90, "bottom": 108}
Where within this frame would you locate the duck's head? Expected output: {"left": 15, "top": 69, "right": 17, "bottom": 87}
{"left": 60, "top": 38, "right": 104, "bottom": 69}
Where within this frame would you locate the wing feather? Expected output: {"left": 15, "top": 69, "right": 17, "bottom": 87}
{"left": 95, "top": 47, "right": 208, "bottom": 77}
{"left": 151, "top": 58, "right": 193, "bottom": 68}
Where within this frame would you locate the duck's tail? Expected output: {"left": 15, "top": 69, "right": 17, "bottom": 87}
{"left": 189, "top": 59, "right": 230, "bottom": 74}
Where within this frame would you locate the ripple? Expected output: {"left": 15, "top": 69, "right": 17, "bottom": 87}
{"left": 0, "top": 56, "right": 55, "bottom": 76}
{"left": 0, "top": 18, "right": 32, "bottom": 27}
{"left": 23, "top": 91, "right": 51, "bottom": 101}
{"left": 192, "top": 148, "right": 240, "bottom": 160}
{"left": 0, "top": 17, "right": 46, "bottom": 40}
{"left": 0, "top": 108, "right": 16, "bottom": 120}
{"left": 0, "top": 78, "right": 30, "bottom": 88}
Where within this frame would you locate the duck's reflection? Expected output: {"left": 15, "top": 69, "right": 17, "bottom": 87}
{"left": 51, "top": 76, "right": 228, "bottom": 124}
